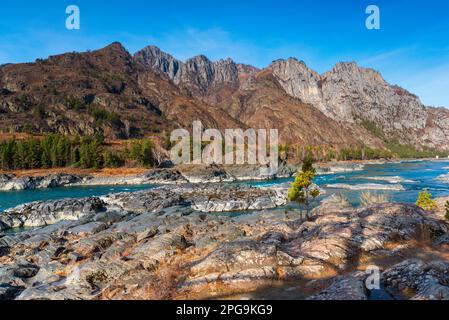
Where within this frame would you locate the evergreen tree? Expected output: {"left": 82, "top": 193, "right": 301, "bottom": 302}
{"left": 130, "top": 140, "right": 142, "bottom": 164}
{"left": 301, "top": 155, "right": 316, "bottom": 174}
{"left": 13, "top": 141, "right": 27, "bottom": 169}
{"left": 0, "top": 140, "right": 14, "bottom": 169}
{"left": 27, "top": 139, "right": 41, "bottom": 169}
{"left": 0, "top": 134, "right": 157, "bottom": 170}
{"left": 416, "top": 190, "right": 437, "bottom": 211}
{"left": 71, "top": 147, "right": 80, "bottom": 166}
{"left": 40, "top": 136, "right": 53, "bottom": 168}
{"left": 288, "top": 158, "right": 320, "bottom": 219}
{"left": 103, "top": 150, "right": 124, "bottom": 168}
{"left": 141, "top": 139, "right": 154, "bottom": 167}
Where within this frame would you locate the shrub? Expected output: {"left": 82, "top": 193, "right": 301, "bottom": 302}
{"left": 360, "top": 119, "right": 385, "bottom": 139}
{"left": 33, "top": 105, "right": 47, "bottom": 119}
{"left": 103, "top": 150, "right": 124, "bottom": 168}
{"left": 64, "top": 96, "right": 86, "bottom": 111}
{"left": 130, "top": 139, "right": 155, "bottom": 167}
{"left": 386, "top": 140, "right": 447, "bottom": 159}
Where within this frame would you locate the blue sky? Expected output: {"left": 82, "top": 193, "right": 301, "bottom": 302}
{"left": 0, "top": 0, "right": 448, "bottom": 106}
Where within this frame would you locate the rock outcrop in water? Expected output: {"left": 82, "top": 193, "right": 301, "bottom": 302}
{"left": 0, "top": 170, "right": 187, "bottom": 192}
{"left": 0, "top": 197, "right": 107, "bottom": 231}
{"left": 0, "top": 185, "right": 448, "bottom": 300}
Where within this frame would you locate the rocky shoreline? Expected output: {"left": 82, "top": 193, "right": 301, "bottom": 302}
{"left": 0, "top": 163, "right": 299, "bottom": 192}
{"left": 0, "top": 170, "right": 185, "bottom": 192}
{"left": 0, "top": 181, "right": 448, "bottom": 300}
{"left": 0, "top": 161, "right": 376, "bottom": 192}
{"left": 1, "top": 160, "right": 449, "bottom": 301}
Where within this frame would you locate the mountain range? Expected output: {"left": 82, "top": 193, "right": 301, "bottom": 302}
{"left": 1, "top": 42, "right": 449, "bottom": 154}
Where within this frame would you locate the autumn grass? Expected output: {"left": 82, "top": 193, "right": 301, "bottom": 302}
{"left": 360, "top": 192, "right": 390, "bottom": 207}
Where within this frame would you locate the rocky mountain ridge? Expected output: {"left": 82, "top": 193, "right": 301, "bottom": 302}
{"left": 135, "top": 45, "right": 259, "bottom": 104}
{"left": 1, "top": 42, "right": 449, "bottom": 153}
{"left": 138, "top": 45, "right": 449, "bottom": 151}
{"left": 269, "top": 58, "right": 449, "bottom": 150}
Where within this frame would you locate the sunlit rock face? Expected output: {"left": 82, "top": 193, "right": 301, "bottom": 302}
{"left": 135, "top": 46, "right": 257, "bottom": 101}
{"left": 139, "top": 44, "right": 449, "bottom": 151}
{"left": 270, "top": 59, "right": 428, "bottom": 130}
{"left": 269, "top": 57, "right": 449, "bottom": 150}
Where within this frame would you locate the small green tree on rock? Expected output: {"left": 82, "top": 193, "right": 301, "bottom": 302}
{"left": 288, "top": 156, "right": 320, "bottom": 218}
{"left": 445, "top": 201, "right": 449, "bottom": 220}
{"left": 416, "top": 189, "right": 437, "bottom": 211}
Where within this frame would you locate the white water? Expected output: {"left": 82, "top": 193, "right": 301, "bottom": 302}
{"left": 325, "top": 183, "right": 405, "bottom": 191}
{"left": 364, "top": 176, "right": 415, "bottom": 184}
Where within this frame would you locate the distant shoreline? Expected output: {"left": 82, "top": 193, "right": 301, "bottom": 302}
{"left": 1, "top": 157, "right": 447, "bottom": 179}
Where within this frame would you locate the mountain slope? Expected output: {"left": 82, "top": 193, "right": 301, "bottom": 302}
{"left": 0, "top": 43, "right": 241, "bottom": 139}
{"left": 270, "top": 58, "right": 449, "bottom": 150}
{"left": 0, "top": 42, "right": 164, "bottom": 138}
{"left": 1, "top": 43, "right": 448, "bottom": 155}
{"left": 215, "top": 69, "right": 384, "bottom": 149}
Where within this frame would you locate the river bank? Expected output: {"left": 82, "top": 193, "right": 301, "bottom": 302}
{"left": 3, "top": 159, "right": 449, "bottom": 213}
{"left": 0, "top": 162, "right": 301, "bottom": 191}
{"left": 0, "top": 160, "right": 401, "bottom": 192}
{"left": 0, "top": 184, "right": 448, "bottom": 300}
{"left": 1, "top": 159, "right": 449, "bottom": 300}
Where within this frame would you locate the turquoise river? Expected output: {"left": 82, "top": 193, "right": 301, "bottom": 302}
{"left": 1, "top": 160, "right": 449, "bottom": 212}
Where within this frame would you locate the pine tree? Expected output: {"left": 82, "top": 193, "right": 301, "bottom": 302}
{"left": 103, "top": 150, "right": 123, "bottom": 168}
{"left": 40, "top": 135, "right": 53, "bottom": 168}
{"left": 27, "top": 139, "right": 41, "bottom": 169}
{"left": 288, "top": 157, "right": 320, "bottom": 219}
{"left": 141, "top": 139, "right": 154, "bottom": 167}
{"left": 301, "top": 155, "right": 316, "bottom": 174}
{"left": 13, "top": 141, "right": 27, "bottom": 169}
{"left": 71, "top": 147, "right": 80, "bottom": 166}
{"left": 0, "top": 140, "right": 14, "bottom": 169}
{"left": 416, "top": 190, "right": 437, "bottom": 211}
